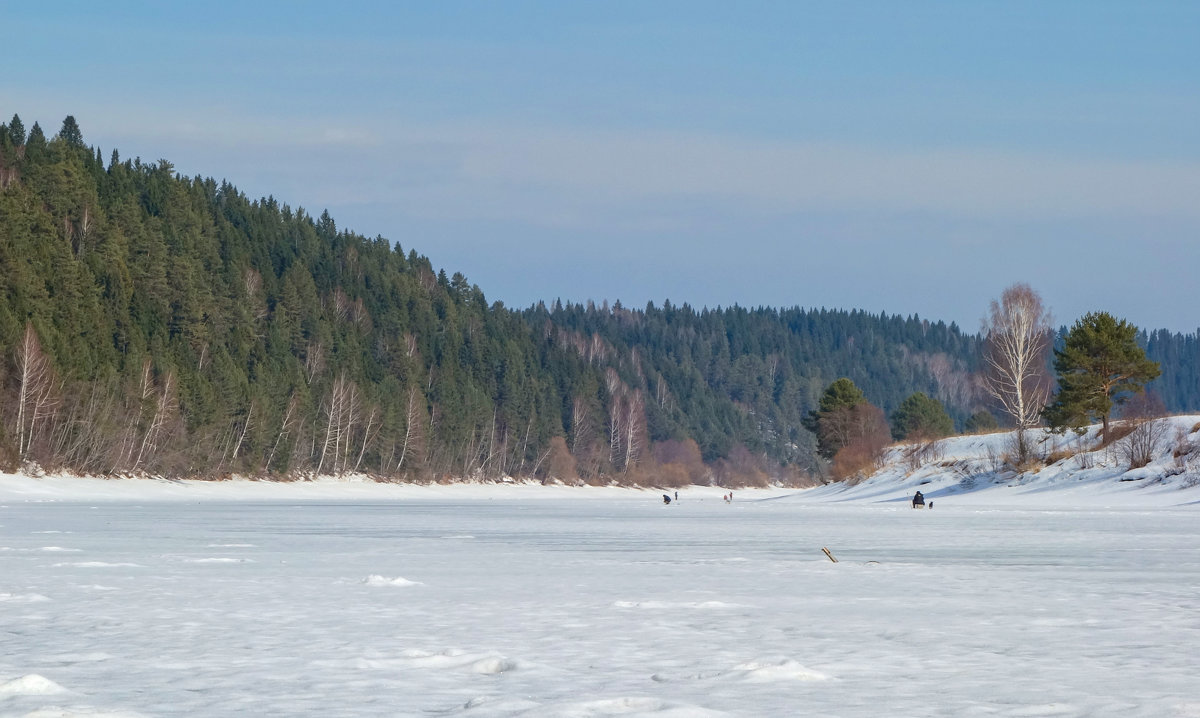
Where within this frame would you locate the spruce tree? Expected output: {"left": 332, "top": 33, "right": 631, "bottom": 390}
{"left": 8, "top": 114, "right": 24, "bottom": 146}
{"left": 58, "top": 115, "right": 84, "bottom": 148}
{"left": 1043, "top": 312, "right": 1161, "bottom": 436}
{"left": 24, "top": 122, "right": 46, "bottom": 161}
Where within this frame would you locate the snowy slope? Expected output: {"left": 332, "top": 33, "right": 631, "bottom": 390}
{"left": 806, "top": 415, "right": 1200, "bottom": 508}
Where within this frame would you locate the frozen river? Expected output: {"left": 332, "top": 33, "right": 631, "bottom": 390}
{"left": 3, "top": 493, "right": 1199, "bottom": 717}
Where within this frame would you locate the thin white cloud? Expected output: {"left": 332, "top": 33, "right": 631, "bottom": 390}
{"left": 26, "top": 96, "right": 1200, "bottom": 228}
{"left": 441, "top": 126, "right": 1200, "bottom": 221}
{"left": 232, "top": 120, "right": 1199, "bottom": 227}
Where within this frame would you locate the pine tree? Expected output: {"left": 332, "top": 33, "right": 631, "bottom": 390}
{"left": 890, "top": 392, "right": 954, "bottom": 440}
{"left": 964, "top": 410, "right": 999, "bottom": 433}
{"left": 804, "top": 378, "right": 869, "bottom": 459}
{"left": 817, "top": 377, "right": 867, "bottom": 415}
{"left": 1043, "top": 312, "right": 1161, "bottom": 436}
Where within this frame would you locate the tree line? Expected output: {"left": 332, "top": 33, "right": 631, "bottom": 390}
{"left": 0, "top": 113, "right": 1196, "bottom": 484}
{"left": 807, "top": 284, "right": 1166, "bottom": 479}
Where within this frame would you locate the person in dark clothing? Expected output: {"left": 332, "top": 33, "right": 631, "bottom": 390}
{"left": 663, "top": 494, "right": 671, "bottom": 505}
{"left": 912, "top": 491, "right": 925, "bottom": 508}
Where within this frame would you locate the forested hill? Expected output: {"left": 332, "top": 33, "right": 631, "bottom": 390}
{"left": 1, "top": 114, "right": 1197, "bottom": 484}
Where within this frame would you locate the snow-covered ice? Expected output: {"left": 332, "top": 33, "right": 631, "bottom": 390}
{"left": 2, "top": 426, "right": 1199, "bottom": 717}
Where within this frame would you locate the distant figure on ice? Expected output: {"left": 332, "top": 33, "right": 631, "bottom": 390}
{"left": 912, "top": 491, "right": 925, "bottom": 509}
{"left": 675, "top": 491, "right": 679, "bottom": 502}
{"left": 663, "top": 494, "right": 672, "bottom": 505}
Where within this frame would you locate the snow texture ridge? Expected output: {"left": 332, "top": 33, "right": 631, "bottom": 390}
{"left": 362, "top": 574, "right": 421, "bottom": 587}
{"left": 0, "top": 674, "right": 68, "bottom": 696}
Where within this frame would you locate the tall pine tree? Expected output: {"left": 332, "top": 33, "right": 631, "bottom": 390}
{"left": 1043, "top": 312, "right": 1161, "bottom": 436}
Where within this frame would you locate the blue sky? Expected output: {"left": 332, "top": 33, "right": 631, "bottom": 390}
{"left": 5, "top": 1, "right": 1199, "bottom": 331}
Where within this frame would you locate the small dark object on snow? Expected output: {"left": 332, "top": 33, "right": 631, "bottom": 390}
{"left": 912, "top": 491, "right": 925, "bottom": 509}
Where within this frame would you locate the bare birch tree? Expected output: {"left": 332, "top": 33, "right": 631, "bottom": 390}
{"left": 352, "top": 405, "right": 379, "bottom": 474}
{"left": 229, "top": 402, "right": 254, "bottom": 469}
{"left": 395, "top": 385, "right": 425, "bottom": 474}
{"left": 981, "top": 283, "right": 1053, "bottom": 465}
{"left": 608, "top": 397, "right": 623, "bottom": 469}
{"left": 266, "top": 392, "right": 301, "bottom": 473}
{"left": 129, "top": 366, "right": 176, "bottom": 474}
{"left": 604, "top": 368, "right": 623, "bottom": 468}
{"left": 317, "top": 372, "right": 361, "bottom": 475}
{"left": 622, "top": 390, "right": 646, "bottom": 471}
{"left": 13, "top": 322, "right": 59, "bottom": 463}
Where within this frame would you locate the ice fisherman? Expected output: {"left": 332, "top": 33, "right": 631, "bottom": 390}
{"left": 912, "top": 490, "right": 925, "bottom": 509}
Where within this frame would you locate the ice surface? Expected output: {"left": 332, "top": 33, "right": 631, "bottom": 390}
{"left": 3, "top": 480, "right": 1199, "bottom": 718}
{"left": 3, "top": 421, "right": 1200, "bottom": 717}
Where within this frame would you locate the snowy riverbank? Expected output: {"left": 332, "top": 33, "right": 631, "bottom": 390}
{"left": 2, "top": 416, "right": 1199, "bottom": 509}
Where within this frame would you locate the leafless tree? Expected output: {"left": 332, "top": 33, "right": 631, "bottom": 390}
{"left": 1118, "top": 391, "right": 1168, "bottom": 470}
{"left": 13, "top": 322, "right": 59, "bottom": 463}
{"left": 229, "top": 402, "right": 254, "bottom": 468}
{"left": 129, "top": 363, "right": 176, "bottom": 474}
{"left": 830, "top": 404, "right": 892, "bottom": 482}
{"left": 316, "top": 372, "right": 360, "bottom": 475}
{"left": 569, "top": 395, "right": 604, "bottom": 479}
{"left": 622, "top": 389, "right": 647, "bottom": 471}
{"left": 981, "top": 283, "right": 1053, "bottom": 464}
{"left": 604, "top": 368, "right": 623, "bottom": 467}
{"left": 304, "top": 341, "right": 325, "bottom": 384}
{"left": 352, "top": 405, "right": 379, "bottom": 474}
{"left": 395, "top": 385, "right": 426, "bottom": 474}
{"left": 545, "top": 436, "right": 578, "bottom": 482}
{"left": 571, "top": 396, "right": 593, "bottom": 453}
{"left": 652, "top": 438, "right": 707, "bottom": 485}
{"left": 266, "top": 392, "right": 301, "bottom": 472}
{"left": 332, "top": 287, "right": 352, "bottom": 323}
{"left": 1121, "top": 418, "right": 1168, "bottom": 470}
{"left": 74, "top": 205, "right": 94, "bottom": 257}
{"left": 243, "top": 268, "right": 269, "bottom": 323}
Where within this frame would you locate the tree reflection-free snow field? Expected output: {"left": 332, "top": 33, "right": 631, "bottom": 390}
{"left": 3, "top": 494, "right": 1199, "bottom": 717}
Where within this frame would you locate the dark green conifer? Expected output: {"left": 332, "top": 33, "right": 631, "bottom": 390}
{"left": 8, "top": 114, "right": 24, "bottom": 146}
{"left": 1043, "top": 312, "right": 1161, "bottom": 436}
{"left": 804, "top": 378, "right": 869, "bottom": 459}
{"left": 964, "top": 410, "right": 999, "bottom": 433}
{"left": 890, "top": 392, "right": 954, "bottom": 440}
{"left": 57, "top": 115, "right": 85, "bottom": 148}
{"left": 24, "top": 122, "right": 46, "bottom": 160}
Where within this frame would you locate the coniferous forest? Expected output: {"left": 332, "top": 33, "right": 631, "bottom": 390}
{"left": 2, "top": 114, "right": 1198, "bottom": 485}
